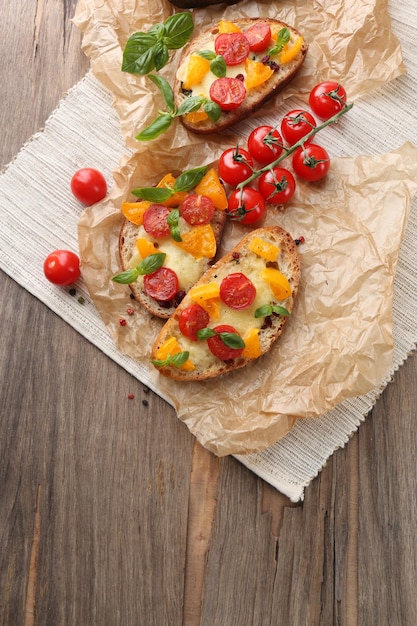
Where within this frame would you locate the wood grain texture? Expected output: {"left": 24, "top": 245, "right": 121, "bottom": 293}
{"left": 1, "top": 1, "right": 416, "bottom": 625}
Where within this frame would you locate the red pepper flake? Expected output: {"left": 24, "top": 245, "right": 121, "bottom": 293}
{"left": 126, "top": 307, "right": 134, "bottom": 316}
{"left": 295, "top": 236, "right": 305, "bottom": 245}
{"left": 128, "top": 393, "right": 135, "bottom": 399}
{"left": 119, "top": 318, "right": 127, "bottom": 326}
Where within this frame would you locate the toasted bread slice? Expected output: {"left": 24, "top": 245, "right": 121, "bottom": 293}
{"left": 175, "top": 18, "right": 308, "bottom": 135}
{"left": 151, "top": 226, "right": 301, "bottom": 380}
{"left": 119, "top": 206, "right": 227, "bottom": 319}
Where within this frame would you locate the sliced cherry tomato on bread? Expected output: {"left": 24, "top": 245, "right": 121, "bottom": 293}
{"left": 214, "top": 32, "right": 250, "bottom": 65}
{"left": 179, "top": 304, "right": 210, "bottom": 341}
{"left": 143, "top": 204, "right": 171, "bottom": 238}
{"left": 209, "top": 77, "right": 246, "bottom": 111}
{"left": 143, "top": 267, "right": 179, "bottom": 302}
{"left": 180, "top": 194, "right": 215, "bottom": 226}
{"left": 219, "top": 273, "right": 256, "bottom": 310}
{"left": 244, "top": 22, "right": 272, "bottom": 52}
{"left": 207, "top": 324, "right": 244, "bottom": 361}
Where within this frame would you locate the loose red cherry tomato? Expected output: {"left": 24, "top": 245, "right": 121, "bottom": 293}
{"left": 70, "top": 168, "right": 107, "bottom": 205}
{"left": 309, "top": 81, "right": 347, "bottom": 121}
{"left": 43, "top": 250, "right": 81, "bottom": 286}
{"left": 280, "top": 109, "right": 317, "bottom": 145}
{"left": 218, "top": 147, "right": 254, "bottom": 186}
{"left": 227, "top": 187, "right": 266, "bottom": 225}
{"left": 214, "top": 32, "right": 250, "bottom": 65}
{"left": 180, "top": 194, "right": 215, "bottom": 226}
{"left": 209, "top": 77, "right": 246, "bottom": 111}
{"left": 207, "top": 324, "right": 244, "bottom": 361}
{"left": 220, "top": 273, "right": 256, "bottom": 310}
{"left": 244, "top": 22, "right": 272, "bottom": 52}
{"left": 143, "top": 204, "right": 171, "bottom": 238}
{"left": 258, "top": 167, "right": 296, "bottom": 204}
{"left": 179, "top": 304, "right": 210, "bottom": 341}
{"left": 143, "top": 267, "right": 179, "bottom": 302}
{"left": 292, "top": 144, "right": 330, "bottom": 181}
{"left": 247, "top": 125, "right": 284, "bottom": 165}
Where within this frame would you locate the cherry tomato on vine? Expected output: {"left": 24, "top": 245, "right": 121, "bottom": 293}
{"left": 218, "top": 146, "right": 254, "bottom": 186}
{"left": 70, "top": 168, "right": 107, "bottom": 205}
{"left": 258, "top": 167, "right": 296, "bottom": 204}
{"left": 280, "top": 109, "right": 317, "bottom": 145}
{"left": 209, "top": 77, "right": 246, "bottom": 111}
{"left": 244, "top": 22, "right": 272, "bottom": 52}
{"left": 43, "top": 250, "right": 81, "bottom": 286}
{"left": 179, "top": 304, "right": 210, "bottom": 341}
{"left": 309, "top": 81, "right": 347, "bottom": 121}
{"left": 227, "top": 187, "right": 266, "bottom": 225}
{"left": 220, "top": 273, "right": 257, "bottom": 310}
{"left": 292, "top": 144, "right": 330, "bottom": 181}
{"left": 247, "top": 125, "right": 284, "bottom": 165}
{"left": 214, "top": 32, "right": 250, "bottom": 65}
{"left": 143, "top": 267, "right": 179, "bottom": 302}
{"left": 207, "top": 324, "right": 244, "bottom": 361}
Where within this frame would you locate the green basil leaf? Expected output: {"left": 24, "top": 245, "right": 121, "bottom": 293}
{"left": 218, "top": 332, "right": 245, "bottom": 349}
{"left": 197, "top": 328, "right": 216, "bottom": 341}
{"left": 112, "top": 267, "right": 140, "bottom": 285}
{"left": 122, "top": 33, "right": 158, "bottom": 75}
{"left": 254, "top": 304, "right": 273, "bottom": 318}
{"left": 272, "top": 305, "right": 290, "bottom": 316}
{"left": 149, "top": 23, "right": 164, "bottom": 38}
{"left": 174, "top": 166, "right": 207, "bottom": 192}
{"left": 168, "top": 209, "right": 182, "bottom": 242}
{"left": 152, "top": 350, "right": 190, "bottom": 368}
{"left": 153, "top": 42, "right": 170, "bottom": 72}
{"left": 269, "top": 27, "right": 291, "bottom": 56}
{"left": 163, "top": 12, "right": 194, "bottom": 49}
{"left": 197, "top": 49, "right": 216, "bottom": 61}
{"left": 136, "top": 113, "right": 173, "bottom": 141}
{"left": 137, "top": 253, "right": 166, "bottom": 276}
{"left": 176, "top": 96, "right": 205, "bottom": 116}
{"left": 203, "top": 100, "right": 222, "bottom": 123}
{"left": 210, "top": 55, "right": 227, "bottom": 78}
{"left": 131, "top": 186, "right": 173, "bottom": 202}
{"left": 148, "top": 74, "right": 176, "bottom": 113}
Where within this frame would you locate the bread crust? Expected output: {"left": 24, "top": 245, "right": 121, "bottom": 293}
{"left": 152, "top": 226, "right": 301, "bottom": 381}
{"left": 118, "top": 207, "right": 227, "bottom": 319}
{"left": 174, "top": 18, "right": 308, "bottom": 135}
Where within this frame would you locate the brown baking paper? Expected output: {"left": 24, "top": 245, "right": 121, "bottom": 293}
{"left": 74, "top": 0, "right": 412, "bottom": 455}
{"left": 78, "top": 142, "right": 417, "bottom": 456}
{"left": 73, "top": 0, "right": 405, "bottom": 152}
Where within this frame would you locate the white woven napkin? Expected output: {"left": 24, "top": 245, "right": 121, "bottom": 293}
{"left": 0, "top": 1, "right": 416, "bottom": 501}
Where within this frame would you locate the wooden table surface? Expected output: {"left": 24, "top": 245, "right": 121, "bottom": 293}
{"left": 1, "top": 2, "right": 416, "bottom": 625}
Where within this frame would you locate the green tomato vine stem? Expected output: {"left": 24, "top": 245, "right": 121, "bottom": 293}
{"left": 237, "top": 102, "right": 354, "bottom": 189}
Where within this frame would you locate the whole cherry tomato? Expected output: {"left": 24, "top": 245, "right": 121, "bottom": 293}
{"left": 258, "top": 167, "right": 296, "bottom": 204}
{"left": 227, "top": 187, "right": 266, "bottom": 225}
{"left": 247, "top": 125, "right": 284, "bottom": 165}
{"left": 70, "top": 168, "right": 107, "bottom": 205}
{"left": 308, "top": 81, "right": 347, "bottom": 121}
{"left": 218, "top": 146, "right": 254, "bottom": 186}
{"left": 280, "top": 109, "right": 317, "bottom": 145}
{"left": 43, "top": 250, "right": 81, "bottom": 286}
{"left": 292, "top": 144, "right": 330, "bottom": 181}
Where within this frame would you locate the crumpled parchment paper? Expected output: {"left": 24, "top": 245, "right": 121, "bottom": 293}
{"left": 74, "top": 0, "right": 414, "bottom": 455}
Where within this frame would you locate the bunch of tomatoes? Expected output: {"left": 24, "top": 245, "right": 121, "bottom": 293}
{"left": 218, "top": 80, "right": 348, "bottom": 225}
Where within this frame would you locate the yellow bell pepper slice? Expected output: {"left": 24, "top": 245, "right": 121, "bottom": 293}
{"left": 154, "top": 337, "right": 195, "bottom": 371}
{"left": 136, "top": 238, "right": 159, "bottom": 259}
{"left": 183, "top": 54, "right": 211, "bottom": 90}
{"left": 242, "top": 328, "right": 262, "bottom": 359}
{"left": 218, "top": 20, "right": 242, "bottom": 34}
{"left": 261, "top": 268, "right": 291, "bottom": 300}
{"left": 121, "top": 201, "right": 150, "bottom": 225}
{"left": 185, "top": 109, "right": 209, "bottom": 124}
{"left": 188, "top": 282, "right": 220, "bottom": 320}
{"left": 156, "top": 173, "right": 187, "bottom": 208}
{"left": 244, "top": 58, "right": 274, "bottom": 90}
{"left": 174, "top": 224, "right": 216, "bottom": 259}
{"left": 280, "top": 36, "right": 303, "bottom": 64}
{"left": 194, "top": 168, "right": 228, "bottom": 210}
{"left": 248, "top": 237, "right": 280, "bottom": 262}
